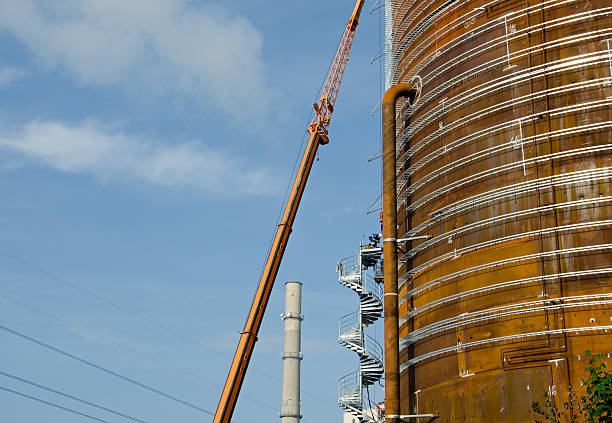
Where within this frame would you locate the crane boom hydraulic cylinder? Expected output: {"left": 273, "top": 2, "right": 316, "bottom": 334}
{"left": 213, "top": 2, "right": 365, "bottom": 422}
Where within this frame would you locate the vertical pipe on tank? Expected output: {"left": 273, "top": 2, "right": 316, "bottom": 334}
{"left": 280, "top": 281, "right": 303, "bottom": 423}
{"left": 382, "top": 84, "right": 415, "bottom": 423}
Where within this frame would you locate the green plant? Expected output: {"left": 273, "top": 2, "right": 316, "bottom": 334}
{"left": 532, "top": 350, "right": 612, "bottom": 423}
{"left": 581, "top": 350, "right": 612, "bottom": 423}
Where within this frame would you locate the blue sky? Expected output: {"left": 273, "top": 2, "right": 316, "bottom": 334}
{"left": 0, "top": 1, "right": 386, "bottom": 422}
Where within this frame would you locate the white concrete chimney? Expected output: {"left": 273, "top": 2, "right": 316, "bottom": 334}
{"left": 280, "top": 281, "right": 303, "bottom": 423}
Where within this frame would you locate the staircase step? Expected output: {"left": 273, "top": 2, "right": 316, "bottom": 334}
{"left": 338, "top": 252, "right": 384, "bottom": 422}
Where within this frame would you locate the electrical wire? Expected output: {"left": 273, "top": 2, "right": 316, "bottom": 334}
{"left": 0, "top": 386, "right": 113, "bottom": 423}
{"left": 0, "top": 11, "right": 378, "bottom": 423}
{"left": 0, "top": 370, "right": 147, "bottom": 423}
{"left": 0, "top": 249, "right": 227, "bottom": 357}
{"left": 0, "top": 323, "right": 215, "bottom": 416}
{"left": 0, "top": 291, "right": 276, "bottom": 412}
{"left": 0, "top": 248, "right": 334, "bottom": 407}
{"left": 0, "top": 11, "right": 370, "bottom": 419}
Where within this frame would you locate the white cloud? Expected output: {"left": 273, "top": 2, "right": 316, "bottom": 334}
{"left": 0, "top": 119, "right": 280, "bottom": 195}
{"left": 0, "top": 0, "right": 271, "bottom": 123}
{"left": 0, "top": 67, "right": 26, "bottom": 87}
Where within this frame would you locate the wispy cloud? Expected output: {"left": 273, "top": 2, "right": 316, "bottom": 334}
{"left": 0, "top": 0, "right": 272, "bottom": 124}
{"left": 0, "top": 67, "right": 26, "bottom": 87}
{"left": 0, "top": 119, "right": 280, "bottom": 195}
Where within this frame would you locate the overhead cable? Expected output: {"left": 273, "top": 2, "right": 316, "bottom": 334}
{"left": 0, "top": 249, "right": 229, "bottom": 355}
{"left": 0, "top": 386, "right": 112, "bottom": 423}
{"left": 0, "top": 292, "right": 275, "bottom": 412}
{"left": 0, "top": 323, "right": 214, "bottom": 416}
{"left": 0, "top": 245, "right": 337, "bottom": 408}
{"left": 0, "top": 370, "right": 147, "bottom": 423}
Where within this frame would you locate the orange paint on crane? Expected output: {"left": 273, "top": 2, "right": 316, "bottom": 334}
{"left": 212, "top": 2, "right": 365, "bottom": 422}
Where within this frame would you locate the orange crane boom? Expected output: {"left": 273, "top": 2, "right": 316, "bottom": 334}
{"left": 213, "top": 2, "right": 365, "bottom": 422}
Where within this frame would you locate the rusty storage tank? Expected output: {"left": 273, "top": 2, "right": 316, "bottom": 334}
{"left": 386, "top": 0, "right": 612, "bottom": 420}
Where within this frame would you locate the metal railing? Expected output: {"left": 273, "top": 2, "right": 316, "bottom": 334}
{"left": 363, "top": 335, "right": 383, "bottom": 364}
{"left": 337, "top": 244, "right": 385, "bottom": 422}
{"left": 402, "top": 294, "right": 612, "bottom": 346}
{"left": 279, "top": 399, "right": 302, "bottom": 418}
{"left": 339, "top": 311, "right": 361, "bottom": 343}
{"left": 400, "top": 167, "right": 612, "bottom": 242}
{"left": 338, "top": 370, "right": 362, "bottom": 406}
{"left": 400, "top": 220, "right": 612, "bottom": 277}
{"left": 363, "top": 274, "right": 383, "bottom": 302}
{"left": 401, "top": 326, "right": 612, "bottom": 369}
{"left": 399, "top": 243, "right": 612, "bottom": 305}
{"left": 338, "top": 255, "right": 359, "bottom": 277}
{"left": 338, "top": 254, "right": 384, "bottom": 302}
{"left": 402, "top": 77, "right": 610, "bottom": 180}
{"left": 404, "top": 140, "right": 612, "bottom": 213}
{"left": 405, "top": 267, "right": 612, "bottom": 320}
{"left": 404, "top": 196, "right": 612, "bottom": 261}
{"left": 400, "top": 49, "right": 612, "bottom": 163}
{"left": 374, "top": 261, "right": 383, "bottom": 280}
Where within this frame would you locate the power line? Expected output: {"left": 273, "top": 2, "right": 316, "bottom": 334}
{"left": 0, "top": 386, "right": 113, "bottom": 423}
{"left": 0, "top": 323, "right": 215, "bottom": 416}
{"left": 0, "top": 300, "right": 318, "bottom": 423}
{"left": 0, "top": 249, "right": 229, "bottom": 355}
{"left": 0, "top": 291, "right": 276, "bottom": 412}
{"left": 0, "top": 248, "right": 337, "bottom": 408}
{"left": 0, "top": 370, "right": 147, "bottom": 423}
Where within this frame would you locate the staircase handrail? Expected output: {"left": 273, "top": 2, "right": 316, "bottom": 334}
{"left": 337, "top": 255, "right": 360, "bottom": 277}
{"left": 338, "top": 370, "right": 362, "bottom": 398}
{"left": 363, "top": 334, "right": 383, "bottom": 363}
{"left": 337, "top": 244, "right": 385, "bottom": 423}
{"left": 373, "top": 261, "right": 384, "bottom": 279}
{"left": 339, "top": 310, "right": 361, "bottom": 337}
{"left": 362, "top": 273, "right": 383, "bottom": 303}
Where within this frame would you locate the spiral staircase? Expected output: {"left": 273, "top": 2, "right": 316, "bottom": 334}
{"left": 337, "top": 246, "right": 384, "bottom": 423}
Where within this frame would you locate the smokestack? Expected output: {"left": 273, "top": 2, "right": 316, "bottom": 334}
{"left": 280, "top": 281, "right": 303, "bottom": 423}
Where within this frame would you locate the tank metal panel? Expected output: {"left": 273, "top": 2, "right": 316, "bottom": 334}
{"left": 389, "top": 0, "right": 612, "bottom": 420}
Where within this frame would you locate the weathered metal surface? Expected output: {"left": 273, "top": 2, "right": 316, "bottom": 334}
{"left": 383, "top": 84, "right": 417, "bottom": 423}
{"left": 389, "top": 0, "right": 612, "bottom": 421}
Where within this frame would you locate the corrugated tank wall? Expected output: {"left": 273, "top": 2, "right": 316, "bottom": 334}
{"left": 388, "top": 0, "right": 612, "bottom": 420}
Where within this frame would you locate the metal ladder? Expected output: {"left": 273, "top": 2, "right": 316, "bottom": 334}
{"left": 337, "top": 246, "right": 384, "bottom": 422}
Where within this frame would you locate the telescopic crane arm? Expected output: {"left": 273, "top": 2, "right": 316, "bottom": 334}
{"left": 213, "top": 2, "right": 365, "bottom": 422}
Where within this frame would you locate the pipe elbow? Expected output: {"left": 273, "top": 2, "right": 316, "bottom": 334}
{"left": 382, "top": 83, "right": 416, "bottom": 108}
